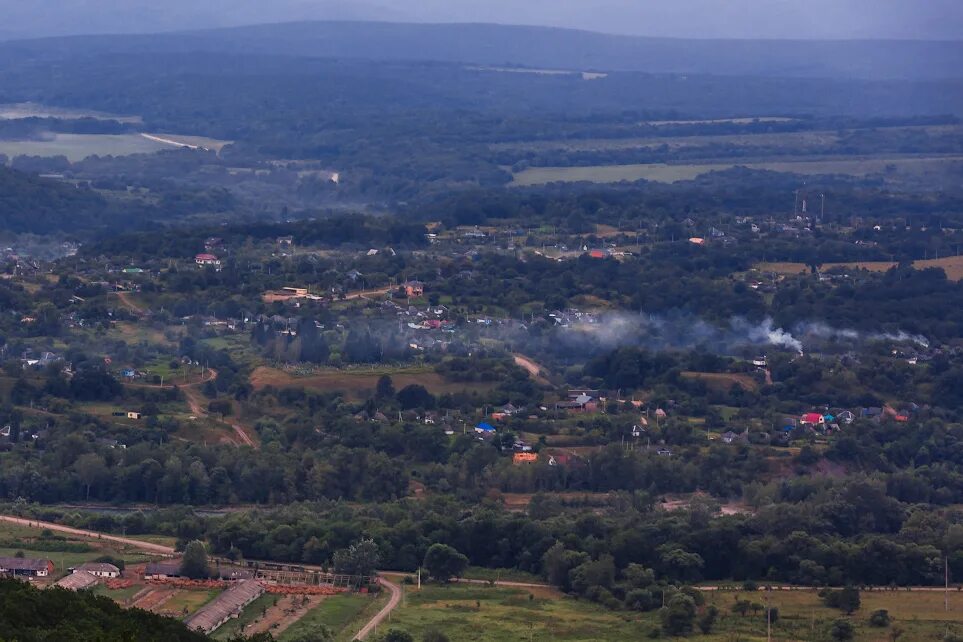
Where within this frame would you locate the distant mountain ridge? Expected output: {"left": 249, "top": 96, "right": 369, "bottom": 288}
{"left": 5, "top": 20, "right": 963, "bottom": 81}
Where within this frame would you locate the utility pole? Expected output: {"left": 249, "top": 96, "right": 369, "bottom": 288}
{"left": 766, "top": 585, "right": 772, "bottom": 642}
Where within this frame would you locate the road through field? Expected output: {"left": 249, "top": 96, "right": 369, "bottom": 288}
{"left": 0, "top": 515, "right": 175, "bottom": 555}
{"left": 353, "top": 577, "right": 401, "bottom": 640}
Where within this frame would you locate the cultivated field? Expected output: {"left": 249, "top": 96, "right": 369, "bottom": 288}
{"left": 279, "top": 593, "right": 387, "bottom": 641}
{"left": 250, "top": 366, "right": 497, "bottom": 400}
{"left": 757, "top": 255, "right": 963, "bottom": 281}
{"left": 511, "top": 155, "right": 963, "bottom": 186}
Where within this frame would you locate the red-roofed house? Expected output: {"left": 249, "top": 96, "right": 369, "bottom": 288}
{"left": 195, "top": 254, "right": 221, "bottom": 267}
{"left": 801, "top": 413, "right": 825, "bottom": 426}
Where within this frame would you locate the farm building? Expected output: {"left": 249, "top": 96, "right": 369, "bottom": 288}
{"left": 55, "top": 570, "right": 99, "bottom": 591}
{"left": 74, "top": 562, "right": 121, "bottom": 578}
{"left": 0, "top": 557, "right": 54, "bottom": 578}
{"left": 185, "top": 579, "right": 265, "bottom": 634}
{"left": 145, "top": 561, "right": 182, "bottom": 580}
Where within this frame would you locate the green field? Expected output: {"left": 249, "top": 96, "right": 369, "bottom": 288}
{"left": 281, "top": 593, "right": 387, "bottom": 642}
{"left": 375, "top": 583, "right": 963, "bottom": 641}
{"left": 157, "top": 589, "right": 221, "bottom": 618}
{"left": 0, "top": 521, "right": 158, "bottom": 577}
{"left": 0, "top": 134, "right": 171, "bottom": 162}
{"left": 213, "top": 593, "right": 279, "bottom": 640}
{"left": 511, "top": 155, "right": 963, "bottom": 186}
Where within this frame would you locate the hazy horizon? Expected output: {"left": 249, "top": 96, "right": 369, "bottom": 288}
{"left": 1, "top": 0, "right": 962, "bottom": 42}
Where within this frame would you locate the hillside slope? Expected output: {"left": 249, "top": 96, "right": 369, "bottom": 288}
{"left": 6, "top": 21, "right": 962, "bottom": 80}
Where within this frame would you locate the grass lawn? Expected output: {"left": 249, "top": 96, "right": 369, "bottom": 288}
{"left": 704, "top": 588, "right": 963, "bottom": 641}
{"left": 757, "top": 255, "right": 963, "bottom": 281}
{"left": 157, "top": 589, "right": 221, "bottom": 618}
{"left": 374, "top": 583, "right": 963, "bottom": 641}
{"left": 380, "top": 583, "right": 645, "bottom": 641}
{"left": 511, "top": 155, "right": 963, "bottom": 186}
{"left": 249, "top": 365, "right": 497, "bottom": 401}
{"left": 213, "top": 593, "right": 278, "bottom": 640}
{"left": 92, "top": 584, "right": 143, "bottom": 604}
{"left": 461, "top": 567, "right": 545, "bottom": 584}
{"left": 280, "top": 593, "right": 387, "bottom": 642}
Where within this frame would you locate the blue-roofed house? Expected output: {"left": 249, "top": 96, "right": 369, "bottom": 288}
{"left": 475, "top": 422, "right": 496, "bottom": 434}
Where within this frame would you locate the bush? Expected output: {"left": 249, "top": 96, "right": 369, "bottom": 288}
{"left": 829, "top": 619, "right": 855, "bottom": 641}
{"left": 820, "top": 586, "right": 861, "bottom": 614}
{"left": 869, "top": 609, "right": 891, "bottom": 627}
{"left": 698, "top": 605, "right": 719, "bottom": 634}
{"left": 660, "top": 594, "right": 696, "bottom": 637}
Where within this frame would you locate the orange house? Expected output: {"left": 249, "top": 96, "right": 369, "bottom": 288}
{"left": 513, "top": 453, "right": 538, "bottom": 465}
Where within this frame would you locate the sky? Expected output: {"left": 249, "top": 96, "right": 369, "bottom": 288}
{"left": 1, "top": 0, "right": 962, "bottom": 41}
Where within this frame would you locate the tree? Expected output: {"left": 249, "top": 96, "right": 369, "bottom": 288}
{"left": 333, "top": 538, "right": 381, "bottom": 577}
{"left": 74, "top": 453, "right": 107, "bottom": 501}
{"left": 376, "top": 375, "right": 395, "bottom": 399}
{"left": 423, "top": 543, "right": 469, "bottom": 583}
{"left": 829, "top": 619, "right": 855, "bottom": 641}
{"left": 382, "top": 631, "right": 414, "bottom": 642}
{"left": 180, "top": 540, "right": 210, "bottom": 579}
{"left": 660, "top": 593, "right": 696, "bottom": 636}
{"left": 208, "top": 399, "right": 232, "bottom": 418}
{"left": 397, "top": 384, "right": 435, "bottom": 410}
{"left": 698, "top": 605, "right": 719, "bottom": 634}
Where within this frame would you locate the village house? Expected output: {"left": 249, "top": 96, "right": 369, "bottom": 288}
{"left": 403, "top": 280, "right": 425, "bottom": 297}
{"left": 73, "top": 562, "right": 121, "bottom": 578}
{"left": 513, "top": 452, "right": 538, "bottom": 465}
{"left": 0, "top": 557, "right": 54, "bottom": 578}
{"left": 195, "top": 253, "right": 222, "bottom": 268}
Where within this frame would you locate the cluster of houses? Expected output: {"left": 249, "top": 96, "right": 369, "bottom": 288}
{"left": 791, "top": 404, "right": 921, "bottom": 432}
{"left": 0, "top": 556, "right": 122, "bottom": 591}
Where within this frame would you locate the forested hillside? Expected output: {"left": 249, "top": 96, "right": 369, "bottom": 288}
{"left": 7, "top": 21, "right": 963, "bottom": 80}
{"left": 0, "top": 166, "right": 109, "bottom": 234}
{"left": 0, "top": 578, "right": 208, "bottom": 642}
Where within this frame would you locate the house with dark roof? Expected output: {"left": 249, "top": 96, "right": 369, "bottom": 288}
{"left": 145, "top": 561, "right": 182, "bottom": 580}
{"left": 0, "top": 557, "right": 54, "bottom": 577}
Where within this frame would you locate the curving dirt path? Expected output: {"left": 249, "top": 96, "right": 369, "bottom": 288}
{"left": 513, "top": 353, "right": 550, "bottom": 385}
{"left": 115, "top": 291, "right": 146, "bottom": 316}
{"left": 0, "top": 515, "right": 175, "bottom": 555}
{"left": 353, "top": 577, "right": 401, "bottom": 640}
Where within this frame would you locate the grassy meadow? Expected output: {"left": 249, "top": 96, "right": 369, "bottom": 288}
{"left": 511, "top": 155, "right": 963, "bottom": 186}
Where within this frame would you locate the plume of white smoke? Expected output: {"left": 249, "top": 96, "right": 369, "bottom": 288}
{"left": 553, "top": 313, "right": 928, "bottom": 356}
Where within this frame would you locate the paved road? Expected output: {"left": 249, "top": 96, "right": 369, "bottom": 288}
{"left": 353, "top": 576, "right": 402, "bottom": 640}
{"left": 0, "top": 515, "right": 175, "bottom": 555}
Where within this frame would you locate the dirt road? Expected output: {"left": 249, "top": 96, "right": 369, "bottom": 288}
{"left": 115, "top": 291, "right": 146, "bottom": 316}
{"left": 353, "top": 577, "right": 401, "bottom": 640}
{"left": 513, "top": 354, "right": 550, "bottom": 385}
{"left": 181, "top": 373, "right": 257, "bottom": 448}
{"left": 0, "top": 515, "right": 175, "bottom": 555}
{"left": 344, "top": 286, "right": 391, "bottom": 301}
